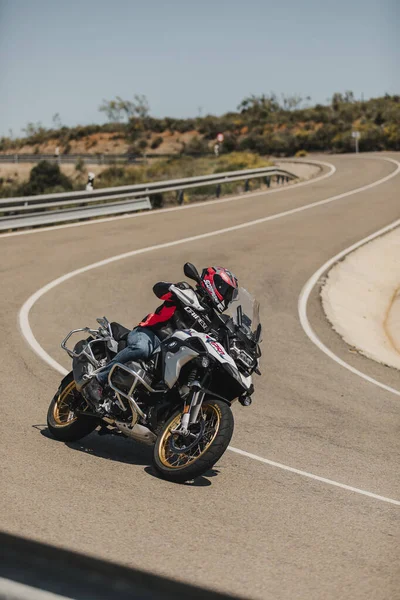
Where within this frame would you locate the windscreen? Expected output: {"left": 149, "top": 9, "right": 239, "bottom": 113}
{"left": 225, "top": 287, "right": 261, "bottom": 336}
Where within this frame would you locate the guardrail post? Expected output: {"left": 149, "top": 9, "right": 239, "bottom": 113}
{"left": 177, "top": 190, "right": 184, "bottom": 205}
{"left": 245, "top": 180, "right": 250, "bottom": 192}
{"left": 14, "top": 154, "right": 18, "bottom": 164}
{"left": 216, "top": 184, "right": 221, "bottom": 198}
{"left": 264, "top": 176, "right": 271, "bottom": 188}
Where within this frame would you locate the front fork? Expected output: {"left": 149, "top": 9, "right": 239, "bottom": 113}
{"left": 172, "top": 367, "right": 210, "bottom": 436}
{"left": 184, "top": 384, "right": 205, "bottom": 427}
{"left": 173, "top": 381, "right": 205, "bottom": 437}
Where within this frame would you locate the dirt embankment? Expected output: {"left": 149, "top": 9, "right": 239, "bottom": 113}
{"left": 2, "top": 130, "right": 203, "bottom": 157}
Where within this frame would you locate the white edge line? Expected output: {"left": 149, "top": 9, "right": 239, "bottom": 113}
{"left": 0, "top": 577, "right": 73, "bottom": 600}
{"left": 1, "top": 159, "right": 334, "bottom": 239}
{"left": 228, "top": 447, "right": 400, "bottom": 505}
{"left": 19, "top": 156, "right": 400, "bottom": 507}
{"left": 298, "top": 157, "right": 400, "bottom": 398}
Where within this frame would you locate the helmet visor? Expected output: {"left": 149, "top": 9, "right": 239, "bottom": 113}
{"left": 215, "top": 278, "right": 238, "bottom": 304}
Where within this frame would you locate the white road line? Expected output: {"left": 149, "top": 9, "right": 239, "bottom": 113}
{"left": 1, "top": 160, "right": 335, "bottom": 239}
{"left": 298, "top": 157, "right": 400, "bottom": 397}
{"left": 0, "top": 578, "right": 73, "bottom": 600}
{"left": 229, "top": 447, "right": 400, "bottom": 506}
{"left": 18, "top": 156, "right": 400, "bottom": 506}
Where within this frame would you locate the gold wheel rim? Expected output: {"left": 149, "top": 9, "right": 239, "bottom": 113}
{"left": 158, "top": 403, "right": 221, "bottom": 470}
{"left": 53, "top": 381, "right": 79, "bottom": 426}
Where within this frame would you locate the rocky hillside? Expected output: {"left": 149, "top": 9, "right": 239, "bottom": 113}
{"left": 1, "top": 93, "right": 399, "bottom": 157}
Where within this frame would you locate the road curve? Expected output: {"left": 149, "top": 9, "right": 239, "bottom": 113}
{"left": 1, "top": 153, "right": 399, "bottom": 600}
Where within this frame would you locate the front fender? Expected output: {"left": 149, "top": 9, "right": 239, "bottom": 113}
{"left": 58, "top": 370, "right": 74, "bottom": 390}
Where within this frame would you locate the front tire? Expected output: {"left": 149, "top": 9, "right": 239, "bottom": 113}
{"left": 47, "top": 372, "right": 98, "bottom": 442}
{"left": 153, "top": 398, "right": 234, "bottom": 483}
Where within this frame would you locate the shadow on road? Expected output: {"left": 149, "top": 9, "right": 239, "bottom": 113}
{"left": 144, "top": 465, "right": 220, "bottom": 486}
{"left": 36, "top": 425, "right": 152, "bottom": 465}
{"left": 33, "top": 425, "right": 220, "bottom": 485}
{"left": 1, "top": 531, "right": 241, "bottom": 599}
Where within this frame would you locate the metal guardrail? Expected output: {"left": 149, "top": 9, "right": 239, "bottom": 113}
{"left": 0, "top": 198, "right": 152, "bottom": 231}
{"left": 0, "top": 153, "right": 176, "bottom": 164}
{"left": 0, "top": 166, "right": 296, "bottom": 232}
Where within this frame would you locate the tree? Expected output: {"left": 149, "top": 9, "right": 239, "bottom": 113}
{"left": 237, "top": 94, "right": 280, "bottom": 118}
{"left": 331, "top": 91, "right": 355, "bottom": 111}
{"left": 99, "top": 98, "right": 124, "bottom": 122}
{"left": 99, "top": 95, "right": 150, "bottom": 122}
{"left": 331, "top": 93, "right": 344, "bottom": 111}
{"left": 52, "top": 113, "right": 62, "bottom": 129}
{"left": 22, "top": 122, "right": 45, "bottom": 137}
{"left": 131, "top": 94, "right": 150, "bottom": 120}
{"left": 281, "top": 94, "right": 304, "bottom": 111}
{"left": 22, "top": 122, "right": 47, "bottom": 144}
{"left": 343, "top": 90, "right": 355, "bottom": 103}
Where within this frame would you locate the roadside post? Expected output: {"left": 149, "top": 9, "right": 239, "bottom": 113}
{"left": 216, "top": 133, "right": 224, "bottom": 156}
{"left": 86, "top": 172, "right": 95, "bottom": 191}
{"left": 352, "top": 131, "right": 360, "bottom": 153}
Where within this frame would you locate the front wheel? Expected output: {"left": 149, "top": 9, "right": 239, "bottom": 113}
{"left": 47, "top": 372, "right": 98, "bottom": 442}
{"left": 153, "top": 398, "right": 234, "bottom": 483}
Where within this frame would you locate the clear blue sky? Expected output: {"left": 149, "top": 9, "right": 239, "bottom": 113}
{"left": 0, "top": 0, "right": 398, "bottom": 137}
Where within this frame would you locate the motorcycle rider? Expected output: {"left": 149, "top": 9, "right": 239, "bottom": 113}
{"left": 83, "top": 265, "right": 238, "bottom": 407}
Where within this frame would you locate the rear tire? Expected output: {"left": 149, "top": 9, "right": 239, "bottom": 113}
{"left": 152, "top": 398, "right": 234, "bottom": 484}
{"left": 47, "top": 372, "right": 98, "bottom": 442}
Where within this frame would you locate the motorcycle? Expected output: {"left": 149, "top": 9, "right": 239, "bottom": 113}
{"left": 47, "top": 263, "right": 262, "bottom": 483}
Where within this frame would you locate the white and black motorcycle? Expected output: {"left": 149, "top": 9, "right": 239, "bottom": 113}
{"left": 47, "top": 264, "right": 262, "bottom": 483}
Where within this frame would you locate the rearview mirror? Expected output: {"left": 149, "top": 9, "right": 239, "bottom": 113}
{"left": 184, "top": 262, "right": 201, "bottom": 282}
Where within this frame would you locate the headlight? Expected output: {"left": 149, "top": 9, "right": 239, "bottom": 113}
{"left": 201, "top": 356, "right": 210, "bottom": 368}
{"left": 238, "top": 350, "right": 254, "bottom": 368}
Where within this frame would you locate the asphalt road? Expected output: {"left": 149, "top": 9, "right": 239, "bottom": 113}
{"left": 1, "top": 153, "right": 399, "bottom": 599}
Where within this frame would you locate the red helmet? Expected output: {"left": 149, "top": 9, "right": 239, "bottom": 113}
{"left": 201, "top": 266, "right": 239, "bottom": 312}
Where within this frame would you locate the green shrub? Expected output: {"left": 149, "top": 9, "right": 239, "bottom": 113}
{"left": 19, "top": 161, "right": 73, "bottom": 196}
{"left": 220, "top": 133, "right": 238, "bottom": 153}
{"left": 75, "top": 157, "right": 85, "bottom": 173}
{"left": 151, "top": 136, "right": 163, "bottom": 150}
{"left": 182, "top": 136, "right": 209, "bottom": 156}
{"left": 214, "top": 152, "right": 272, "bottom": 173}
{"left": 238, "top": 134, "right": 271, "bottom": 155}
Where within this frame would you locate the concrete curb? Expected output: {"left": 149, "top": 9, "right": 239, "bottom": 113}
{"left": 321, "top": 226, "right": 400, "bottom": 370}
